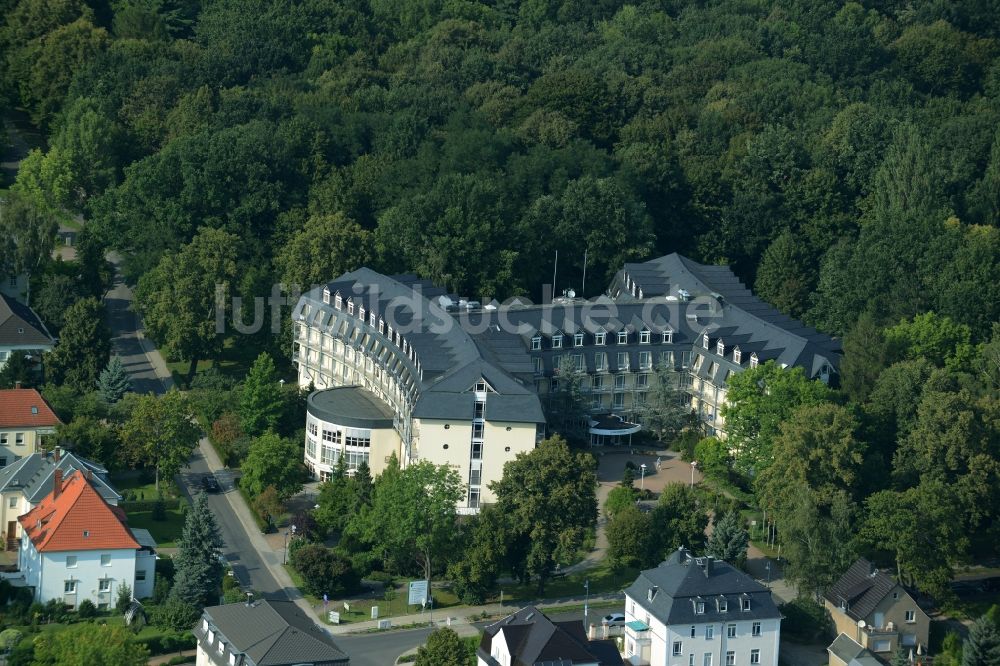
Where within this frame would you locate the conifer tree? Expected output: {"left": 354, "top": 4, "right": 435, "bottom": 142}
{"left": 706, "top": 511, "right": 750, "bottom": 568}
{"left": 239, "top": 352, "right": 284, "bottom": 436}
{"left": 97, "top": 355, "right": 131, "bottom": 403}
{"left": 963, "top": 615, "right": 1000, "bottom": 666}
{"left": 171, "top": 493, "right": 224, "bottom": 609}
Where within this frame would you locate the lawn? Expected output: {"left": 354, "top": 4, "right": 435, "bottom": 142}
{"left": 125, "top": 507, "right": 186, "bottom": 548}
{"left": 500, "top": 560, "right": 638, "bottom": 603}
{"left": 111, "top": 471, "right": 181, "bottom": 501}
{"left": 166, "top": 335, "right": 296, "bottom": 388}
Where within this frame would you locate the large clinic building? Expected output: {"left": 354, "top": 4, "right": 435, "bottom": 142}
{"left": 293, "top": 254, "right": 840, "bottom": 513}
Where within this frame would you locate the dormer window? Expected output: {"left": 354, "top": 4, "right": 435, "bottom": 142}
{"left": 379, "top": 319, "right": 385, "bottom": 334}
{"left": 369, "top": 312, "right": 375, "bottom": 326}
{"left": 359, "top": 306, "right": 365, "bottom": 321}
{"left": 702, "top": 333, "right": 710, "bottom": 349}
{"left": 741, "top": 597, "right": 751, "bottom": 611}
{"left": 718, "top": 598, "right": 728, "bottom": 612}
{"left": 574, "top": 333, "right": 584, "bottom": 347}
{"left": 662, "top": 330, "right": 672, "bottom": 344}
{"left": 347, "top": 300, "right": 355, "bottom": 315}
{"left": 733, "top": 347, "right": 742, "bottom": 364}
{"left": 640, "top": 329, "right": 650, "bottom": 344}
{"left": 638, "top": 288, "right": 644, "bottom": 299}
{"left": 387, "top": 325, "right": 393, "bottom": 341}
{"left": 716, "top": 339, "right": 725, "bottom": 356}
{"left": 695, "top": 601, "right": 706, "bottom": 615}
{"left": 322, "top": 287, "right": 330, "bottom": 304}
{"left": 334, "top": 293, "right": 343, "bottom": 310}
{"left": 749, "top": 352, "right": 759, "bottom": 369}
{"left": 552, "top": 334, "right": 563, "bottom": 349}
{"left": 596, "top": 331, "right": 607, "bottom": 346}
{"left": 617, "top": 331, "right": 628, "bottom": 344}
{"left": 531, "top": 336, "right": 541, "bottom": 351}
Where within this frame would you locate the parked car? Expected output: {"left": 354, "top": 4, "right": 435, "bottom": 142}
{"left": 602, "top": 612, "right": 626, "bottom": 627}
{"left": 202, "top": 474, "right": 221, "bottom": 493}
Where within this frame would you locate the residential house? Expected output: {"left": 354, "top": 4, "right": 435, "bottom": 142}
{"left": 0, "top": 273, "right": 28, "bottom": 302}
{"left": 0, "top": 449, "right": 119, "bottom": 550}
{"left": 477, "top": 605, "right": 624, "bottom": 666}
{"left": 623, "top": 548, "right": 782, "bottom": 666}
{"left": 195, "top": 598, "right": 350, "bottom": 666}
{"left": 16, "top": 469, "right": 154, "bottom": 608}
{"left": 0, "top": 386, "right": 62, "bottom": 465}
{"left": 824, "top": 559, "right": 930, "bottom": 659}
{"left": 0, "top": 294, "right": 54, "bottom": 371}
{"left": 826, "top": 634, "right": 883, "bottom": 666}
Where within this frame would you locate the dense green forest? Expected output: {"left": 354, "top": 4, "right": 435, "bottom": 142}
{"left": 2, "top": 0, "right": 999, "bottom": 340}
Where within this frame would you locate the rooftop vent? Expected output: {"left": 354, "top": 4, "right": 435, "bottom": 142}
{"left": 648, "top": 586, "right": 658, "bottom": 602}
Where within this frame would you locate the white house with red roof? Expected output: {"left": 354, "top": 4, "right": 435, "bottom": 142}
{"left": 16, "top": 469, "right": 155, "bottom": 608}
{"left": 0, "top": 386, "right": 62, "bottom": 467}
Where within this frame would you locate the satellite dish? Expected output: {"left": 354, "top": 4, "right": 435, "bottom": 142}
{"left": 857, "top": 620, "right": 866, "bottom": 628}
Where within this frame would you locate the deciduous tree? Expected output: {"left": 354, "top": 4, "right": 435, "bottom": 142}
{"left": 415, "top": 627, "right": 468, "bottom": 666}
{"left": 240, "top": 432, "right": 302, "bottom": 500}
{"left": 118, "top": 390, "right": 200, "bottom": 490}
{"left": 238, "top": 352, "right": 284, "bottom": 436}
{"left": 46, "top": 297, "right": 111, "bottom": 393}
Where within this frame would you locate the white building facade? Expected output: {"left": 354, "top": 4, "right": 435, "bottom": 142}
{"left": 623, "top": 550, "right": 781, "bottom": 666}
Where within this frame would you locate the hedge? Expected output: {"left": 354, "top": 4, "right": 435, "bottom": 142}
{"left": 121, "top": 498, "right": 182, "bottom": 512}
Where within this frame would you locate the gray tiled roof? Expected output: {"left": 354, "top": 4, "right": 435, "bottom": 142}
{"left": 200, "top": 600, "right": 349, "bottom": 665}
{"left": 479, "top": 606, "right": 623, "bottom": 666}
{"left": 825, "top": 558, "right": 897, "bottom": 622}
{"left": 0, "top": 451, "right": 118, "bottom": 504}
{"left": 625, "top": 549, "right": 781, "bottom": 626}
{"left": 828, "top": 633, "right": 880, "bottom": 665}
{"left": 0, "top": 294, "right": 54, "bottom": 347}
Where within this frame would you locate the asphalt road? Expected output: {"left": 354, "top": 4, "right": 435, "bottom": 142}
{"left": 105, "top": 264, "right": 287, "bottom": 600}
{"left": 336, "top": 611, "right": 587, "bottom": 666}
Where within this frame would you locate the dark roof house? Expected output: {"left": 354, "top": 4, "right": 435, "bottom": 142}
{"left": 825, "top": 559, "right": 899, "bottom": 622}
{"left": 0, "top": 294, "right": 54, "bottom": 350}
{"left": 196, "top": 599, "right": 350, "bottom": 666}
{"left": 0, "top": 449, "right": 118, "bottom": 504}
{"left": 478, "top": 606, "right": 624, "bottom": 666}
{"left": 625, "top": 548, "right": 782, "bottom": 626}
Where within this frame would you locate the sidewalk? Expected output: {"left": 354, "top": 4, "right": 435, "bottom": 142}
{"left": 147, "top": 649, "right": 195, "bottom": 665}
{"left": 324, "top": 591, "right": 626, "bottom": 636}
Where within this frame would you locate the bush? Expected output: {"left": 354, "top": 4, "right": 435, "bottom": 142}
{"left": 290, "top": 544, "right": 360, "bottom": 598}
{"left": 605, "top": 485, "right": 638, "bottom": 517}
{"left": 77, "top": 599, "right": 97, "bottom": 618}
{"left": 152, "top": 495, "right": 167, "bottom": 521}
{"left": 121, "top": 498, "right": 181, "bottom": 512}
{"left": 148, "top": 598, "right": 200, "bottom": 632}
{"left": 0, "top": 629, "right": 24, "bottom": 652}
{"left": 137, "top": 630, "right": 197, "bottom": 655}
{"left": 42, "top": 599, "right": 69, "bottom": 623}
{"left": 675, "top": 430, "right": 700, "bottom": 461}
{"left": 779, "top": 597, "right": 834, "bottom": 643}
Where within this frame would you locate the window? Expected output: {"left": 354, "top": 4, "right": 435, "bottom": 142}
{"left": 0, "top": 434, "right": 6, "bottom": 445}
{"left": 716, "top": 339, "right": 725, "bottom": 356}
{"left": 99, "top": 579, "right": 112, "bottom": 592}
{"left": 8, "top": 497, "right": 15, "bottom": 508}
{"left": 702, "top": 333, "right": 710, "bottom": 349}
{"left": 689, "top": 656, "right": 695, "bottom": 666}
{"left": 531, "top": 336, "right": 541, "bottom": 351}
{"left": 533, "top": 358, "right": 543, "bottom": 375}
{"left": 727, "top": 624, "right": 736, "bottom": 638}
{"left": 474, "top": 379, "right": 488, "bottom": 393}
{"left": 379, "top": 319, "right": 385, "bottom": 334}
{"left": 359, "top": 306, "right": 365, "bottom": 321}
{"left": 64, "top": 580, "right": 77, "bottom": 594}
{"left": 202, "top": 620, "right": 209, "bottom": 633}
{"left": 617, "top": 331, "right": 628, "bottom": 344}
{"left": 719, "top": 599, "right": 728, "bottom": 612}
{"left": 136, "top": 569, "right": 146, "bottom": 581}
{"left": 741, "top": 598, "right": 751, "bottom": 611}
{"left": 726, "top": 652, "right": 735, "bottom": 666}
{"left": 595, "top": 353, "right": 607, "bottom": 372}
{"left": 690, "top": 626, "right": 696, "bottom": 638}
{"left": 334, "top": 293, "right": 342, "bottom": 310}
{"left": 752, "top": 621, "right": 761, "bottom": 636}
{"left": 640, "top": 329, "right": 650, "bottom": 344}
{"left": 552, "top": 334, "right": 563, "bottom": 349}
{"left": 905, "top": 610, "right": 916, "bottom": 623}
{"left": 229, "top": 653, "right": 237, "bottom": 666}
{"left": 218, "top": 641, "right": 226, "bottom": 655}
{"left": 617, "top": 352, "right": 628, "bottom": 370}
{"left": 733, "top": 347, "right": 742, "bottom": 364}
{"left": 708, "top": 361, "right": 719, "bottom": 376}
{"left": 692, "top": 355, "right": 704, "bottom": 372}
{"left": 703, "top": 654, "right": 712, "bottom": 666}
{"left": 615, "top": 374, "right": 626, "bottom": 390}
{"left": 574, "top": 333, "right": 584, "bottom": 346}
{"left": 637, "top": 374, "right": 649, "bottom": 388}
{"left": 592, "top": 376, "right": 604, "bottom": 391}
{"left": 681, "top": 351, "right": 692, "bottom": 368}
{"left": 639, "top": 351, "right": 652, "bottom": 369}
{"left": 66, "top": 556, "right": 77, "bottom": 568}
{"left": 663, "top": 330, "right": 673, "bottom": 344}
{"left": 749, "top": 353, "right": 759, "bottom": 369}
{"left": 613, "top": 393, "right": 624, "bottom": 409}
{"left": 696, "top": 602, "right": 705, "bottom": 614}
{"left": 101, "top": 554, "right": 111, "bottom": 566}
{"left": 705, "top": 625, "right": 714, "bottom": 639}
{"left": 673, "top": 641, "right": 683, "bottom": 656}
{"left": 662, "top": 351, "right": 675, "bottom": 368}
{"left": 750, "top": 649, "right": 761, "bottom": 664}
{"left": 592, "top": 395, "right": 602, "bottom": 409}
{"left": 347, "top": 300, "right": 354, "bottom": 315}
{"left": 873, "top": 640, "right": 891, "bottom": 653}
{"left": 15, "top": 433, "right": 23, "bottom": 446}
{"left": 596, "top": 332, "right": 606, "bottom": 346}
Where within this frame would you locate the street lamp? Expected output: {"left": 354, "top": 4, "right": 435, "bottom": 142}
{"left": 583, "top": 579, "right": 590, "bottom": 631}
{"left": 639, "top": 463, "right": 647, "bottom": 491}
{"left": 765, "top": 561, "right": 771, "bottom": 589}
{"left": 690, "top": 461, "right": 698, "bottom": 488}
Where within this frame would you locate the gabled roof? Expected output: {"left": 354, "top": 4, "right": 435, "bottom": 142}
{"left": 0, "top": 388, "right": 61, "bottom": 428}
{"left": 825, "top": 558, "right": 899, "bottom": 621}
{"left": 624, "top": 548, "right": 781, "bottom": 626}
{"left": 201, "top": 600, "right": 349, "bottom": 665}
{"left": 18, "top": 470, "right": 138, "bottom": 552}
{"left": 828, "top": 633, "right": 881, "bottom": 666}
{"left": 479, "top": 606, "right": 624, "bottom": 666}
{"left": 0, "top": 450, "right": 118, "bottom": 504}
{"left": 0, "top": 295, "right": 54, "bottom": 347}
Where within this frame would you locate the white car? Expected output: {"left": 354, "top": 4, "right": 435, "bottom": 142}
{"left": 602, "top": 612, "right": 626, "bottom": 627}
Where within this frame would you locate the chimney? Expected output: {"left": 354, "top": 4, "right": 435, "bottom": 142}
{"left": 14, "top": 381, "right": 21, "bottom": 389}
{"left": 85, "top": 469, "right": 92, "bottom": 481}
{"left": 53, "top": 469, "right": 63, "bottom": 499}
{"left": 53, "top": 448, "right": 61, "bottom": 463}
{"left": 704, "top": 556, "right": 714, "bottom": 578}
{"left": 245, "top": 592, "right": 254, "bottom": 607}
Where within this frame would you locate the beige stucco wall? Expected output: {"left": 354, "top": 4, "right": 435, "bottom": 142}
{"left": 825, "top": 585, "right": 929, "bottom": 656}
{"left": 0, "top": 428, "right": 43, "bottom": 464}
{"left": 0, "top": 491, "right": 24, "bottom": 538}
{"left": 368, "top": 427, "right": 403, "bottom": 477}
{"left": 480, "top": 421, "right": 537, "bottom": 502}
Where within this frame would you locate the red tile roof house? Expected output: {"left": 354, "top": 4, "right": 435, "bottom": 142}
{"left": 0, "top": 386, "right": 62, "bottom": 466}
{"left": 11, "top": 469, "right": 156, "bottom": 608}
